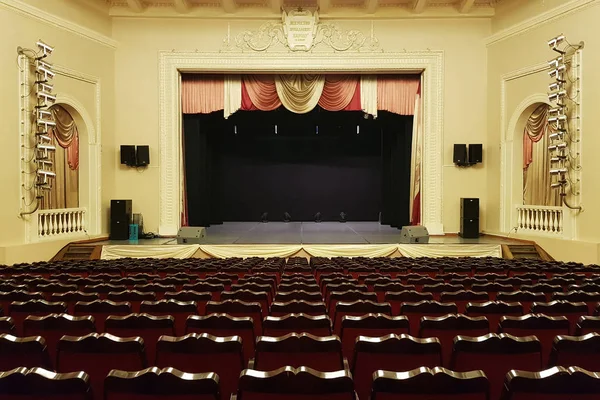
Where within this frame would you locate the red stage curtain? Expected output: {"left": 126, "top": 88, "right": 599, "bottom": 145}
{"left": 241, "top": 75, "right": 281, "bottom": 111}
{"left": 181, "top": 75, "right": 224, "bottom": 114}
{"left": 318, "top": 75, "right": 361, "bottom": 111}
{"left": 377, "top": 75, "right": 420, "bottom": 116}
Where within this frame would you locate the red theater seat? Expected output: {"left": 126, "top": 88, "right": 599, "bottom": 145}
{"left": 440, "top": 291, "right": 489, "bottom": 314}
{"left": 371, "top": 367, "right": 490, "bottom": 400}
{"left": 235, "top": 367, "right": 356, "bottom": 400}
{"left": 530, "top": 301, "right": 589, "bottom": 334}
{"left": 0, "top": 291, "right": 44, "bottom": 318}
{"left": 182, "top": 282, "right": 224, "bottom": 301}
{"left": 451, "top": 333, "right": 542, "bottom": 400}
{"left": 163, "top": 290, "right": 212, "bottom": 314}
{"left": 374, "top": 283, "right": 415, "bottom": 303}
{"left": 221, "top": 290, "right": 270, "bottom": 320}
{"left": 501, "top": 366, "right": 600, "bottom": 400}
{"left": 275, "top": 290, "right": 323, "bottom": 303}
{"left": 253, "top": 333, "right": 344, "bottom": 372}
{"left": 465, "top": 301, "right": 523, "bottom": 333}
{"left": 73, "top": 300, "right": 131, "bottom": 332}
{"left": 552, "top": 291, "right": 600, "bottom": 315}
{"left": 104, "top": 367, "right": 220, "bottom": 400}
{"left": 206, "top": 300, "right": 263, "bottom": 337}
{"left": 83, "top": 284, "right": 127, "bottom": 299}
{"left": 0, "top": 334, "right": 52, "bottom": 370}
{"left": 9, "top": 299, "right": 67, "bottom": 335}
{"left": 549, "top": 332, "right": 600, "bottom": 371}
{"left": 496, "top": 291, "right": 546, "bottom": 314}
{"left": 156, "top": 333, "right": 243, "bottom": 399}
{"left": 576, "top": 316, "right": 600, "bottom": 335}
{"left": 262, "top": 313, "right": 332, "bottom": 337}
{"left": 278, "top": 282, "right": 320, "bottom": 293}
{"left": 105, "top": 313, "right": 175, "bottom": 365}
{"left": 270, "top": 300, "right": 326, "bottom": 317}
{"left": 232, "top": 283, "right": 274, "bottom": 302}
{"left": 353, "top": 334, "right": 442, "bottom": 400}
{"left": 23, "top": 314, "right": 96, "bottom": 366}
{"left": 423, "top": 284, "right": 463, "bottom": 301}
{"left": 420, "top": 313, "right": 489, "bottom": 367}
{"left": 400, "top": 300, "right": 458, "bottom": 336}
{"left": 333, "top": 300, "right": 391, "bottom": 335}
{"left": 49, "top": 291, "right": 99, "bottom": 314}
{"left": 186, "top": 313, "right": 255, "bottom": 364}
{"left": 139, "top": 299, "right": 197, "bottom": 336}
{"left": 499, "top": 314, "right": 570, "bottom": 366}
{"left": 339, "top": 313, "right": 410, "bottom": 364}
{"left": 0, "top": 367, "right": 91, "bottom": 400}
{"left": 384, "top": 291, "right": 434, "bottom": 316}
{"left": 57, "top": 333, "right": 146, "bottom": 400}
{"left": 0, "top": 317, "right": 16, "bottom": 334}
{"left": 106, "top": 290, "right": 156, "bottom": 313}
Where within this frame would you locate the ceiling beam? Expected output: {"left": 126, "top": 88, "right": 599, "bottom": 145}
{"left": 412, "top": 0, "right": 427, "bottom": 14}
{"left": 458, "top": 0, "right": 476, "bottom": 13}
{"left": 365, "top": 0, "right": 378, "bottom": 14}
{"left": 318, "top": 0, "right": 331, "bottom": 14}
{"left": 125, "top": 0, "right": 145, "bottom": 13}
{"left": 271, "top": 0, "right": 283, "bottom": 14}
{"left": 222, "top": 0, "right": 237, "bottom": 13}
{"left": 173, "top": 0, "right": 190, "bottom": 13}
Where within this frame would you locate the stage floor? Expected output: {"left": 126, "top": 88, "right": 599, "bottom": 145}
{"left": 101, "top": 222, "right": 521, "bottom": 246}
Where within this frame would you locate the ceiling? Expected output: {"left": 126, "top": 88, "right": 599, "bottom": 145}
{"left": 97, "top": 0, "right": 499, "bottom": 18}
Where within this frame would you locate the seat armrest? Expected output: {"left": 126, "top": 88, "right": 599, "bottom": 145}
{"left": 248, "top": 357, "right": 255, "bottom": 369}
{"left": 343, "top": 357, "right": 350, "bottom": 372}
{"left": 230, "top": 395, "right": 237, "bottom": 400}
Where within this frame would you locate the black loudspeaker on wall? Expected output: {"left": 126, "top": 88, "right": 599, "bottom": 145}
{"left": 120, "top": 145, "right": 136, "bottom": 166}
{"left": 110, "top": 200, "right": 132, "bottom": 240}
{"left": 469, "top": 144, "right": 483, "bottom": 164}
{"left": 453, "top": 144, "right": 467, "bottom": 165}
{"left": 136, "top": 145, "right": 150, "bottom": 167}
{"left": 460, "top": 197, "right": 479, "bottom": 238}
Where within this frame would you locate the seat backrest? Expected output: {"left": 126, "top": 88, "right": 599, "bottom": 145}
{"left": 275, "top": 291, "right": 324, "bottom": 303}
{"left": 400, "top": 300, "right": 458, "bottom": 335}
{"left": 254, "top": 333, "right": 343, "bottom": 372}
{"left": 206, "top": 300, "right": 263, "bottom": 337}
{"left": 57, "top": 333, "right": 146, "bottom": 400}
{"left": 549, "top": 332, "right": 600, "bottom": 371}
{"left": 333, "top": 300, "right": 391, "bottom": 335}
{"left": 576, "top": 316, "right": 600, "bottom": 336}
{"left": 73, "top": 300, "right": 132, "bottom": 332}
{"left": 186, "top": 313, "right": 255, "bottom": 364}
{"left": 496, "top": 291, "right": 546, "bottom": 314}
{"left": 499, "top": 314, "right": 571, "bottom": 366}
{"left": 106, "top": 290, "right": 156, "bottom": 312}
{"left": 139, "top": 299, "right": 197, "bottom": 336}
{"left": 278, "top": 283, "right": 320, "bottom": 293}
{"left": 384, "top": 291, "right": 434, "bottom": 315}
{"left": 182, "top": 282, "right": 225, "bottom": 301}
{"left": 156, "top": 333, "right": 243, "bottom": 400}
{"left": 231, "top": 283, "right": 274, "bottom": 301}
{"left": 440, "top": 291, "right": 490, "bottom": 313}
{"left": 9, "top": 300, "right": 68, "bottom": 335}
{"left": 339, "top": 313, "right": 410, "bottom": 365}
{"left": 23, "top": 313, "right": 96, "bottom": 366}
{"left": 262, "top": 313, "right": 332, "bottom": 337}
{"left": 0, "top": 334, "right": 52, "bottom": 370}
{"left": 163, "top": 290, "right": 212, "bottom": 314}
{"left": 105, "top": 367, "right": 220, "bottom": 400}
{"left": 371, "top": 367, "right": 490, "bottom": 400}
{"left": 352, "top": 334, "right": 442, "bottom": 400}
{"left": 552, "top": 291, "right": 600, "bottom": 315}
{"left": 465, "top": 301, "right": 524, "bottom": 333}
{"left": 501, "top": 366, "right": 600, "bottom": 400}
{"left": 49, "top": 291, "right": 100, "bottom": 314}
{"left": 420, "top": 313, "right": 489, "bottom": 367}
{"left": 221, "top": 290, "right": 270, "bottom": 319}
{"left": 328, "top": 291, "right": 377, "bottom": 318}
{"left": 0, "top": 367, "right": 91, "bottom": 400}
{"left": 105, "top": 313, "right": 175, "bottom": 365}
{"left": 0, "top": 317, "right": 16, "bottom": 335}
{"left": 451, "top": 333, "right": 542, "bottom": 400}
{"left": 373, "top": 283, "right": 415, "bottom": 302}
{"left": 236, "top": 367, "right": 355, "bottom": 400}
{"left": 270, "top": 300, "right": 326, "bottom": 317}
{"left": 531, "top": 301, "right": 588, "bottom": 334}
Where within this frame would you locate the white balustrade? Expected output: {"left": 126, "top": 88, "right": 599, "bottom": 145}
{"left": 37, "top": 208, "right": 86, "bottom": 239}
{"left": 516, "top": 205, "right": 563, "bottom": 235}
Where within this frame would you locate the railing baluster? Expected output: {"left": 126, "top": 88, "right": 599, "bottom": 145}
{"left": 515, "top": 205, "right": 563, "bottom": 235}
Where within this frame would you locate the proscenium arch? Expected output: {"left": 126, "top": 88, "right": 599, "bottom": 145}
{"left": 501, "top": 93, "right": 550, "bottom": 232}
{"left": 51, "top": 94, "right": 101, "bottom": 236}
{"left": 158, "top": 51, "right": 444, "bottom": 236}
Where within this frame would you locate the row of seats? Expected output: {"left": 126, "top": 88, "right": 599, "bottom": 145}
{"left": 2, "top": 330, "right": 600, "bottom": 400}
{"left": 4, "top": 364, "right": 599, "bottom": 400}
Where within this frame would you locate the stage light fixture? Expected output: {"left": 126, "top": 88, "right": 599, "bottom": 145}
{"left": 548, "top": 35, "right": 565, "bottom": 49}
{"left": 548, "top": 82, "right": 563, "bottom": 92}
{"left": 550, "top": 156, "right": 566, "bottom": 163}
{"left": 548, "top": 90, "right": 567, "bottom": 103}
{"left": 314, "top": 212, "right": 322, "bottom": 223}
{"left": 548, "top": 57, "right": 564, "bottom": 69}
{"left": 548, "top": 107, "right": 565, "bottom": 116}
{"left": 549, "top": 130, "right": 567, "bottom": 141}
{"left": 551, "top": 181, "right": 567, "bottom": 188}
{"left": 548, "top": 66, "right": 566, "bottom": 78}
{"left": 260, "top": 212, "right": 268, "bottom": 223}
{"left": 550, "top": 168, "right": 568, "bottom": 175}
{"left": 548, "top": 115, "right": 568, "bottom": 125}
{"left": 339, "top": 212, "right": 347, "bottom": 223}
{"left": 283, "top": 212, "right": 291, "bottom": 223}
{"left": 548, "top": 143, "right": 568, "bottom": 151}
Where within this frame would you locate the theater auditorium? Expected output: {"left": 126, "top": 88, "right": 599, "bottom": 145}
{"left": 1, "top": 0, "right": 600, "bottom": 398}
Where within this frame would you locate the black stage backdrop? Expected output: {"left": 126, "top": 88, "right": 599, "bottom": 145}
{"left": 184, "top": 108, "right": 412, "bottom": 227}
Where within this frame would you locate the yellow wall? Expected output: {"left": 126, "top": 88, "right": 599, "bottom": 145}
{"left": 0, "top": 0, "right": 115, "bottom": 264}
{"left": 111, "top": 17, "right": 491, "bottom": 235}
{"left": 486, "top": 1, "right": 600, "bottom": 262}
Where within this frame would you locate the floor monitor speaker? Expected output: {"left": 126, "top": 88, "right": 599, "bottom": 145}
{"left": 400, "top": 225, "right": 430, "bottom": 244}
{"left": 177, "top": 227, "right": 207, "bottom": 244}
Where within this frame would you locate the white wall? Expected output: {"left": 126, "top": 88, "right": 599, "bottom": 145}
{"left": 487, "top": 0, "right": 600, "bottom": 263}
{"left": 0, "top": 0, "right": 115, "bottom": 264}
{"left": 111, "top": 17, "right": 491, "bottom": 235}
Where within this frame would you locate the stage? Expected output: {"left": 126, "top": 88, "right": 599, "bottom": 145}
{"left": 91, "top": 222, "right": 529, "bottom": 260}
